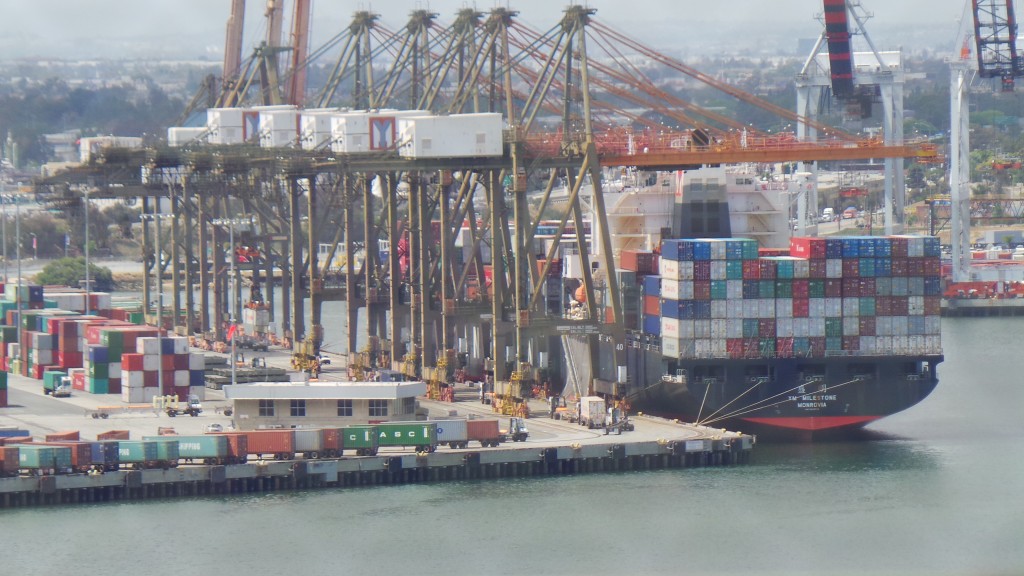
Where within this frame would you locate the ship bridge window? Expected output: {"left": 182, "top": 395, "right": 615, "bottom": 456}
{"left": 744, "top": 365, "right": 773, "bottom": 383}
{"left": 796, "top": 363, "right": 826, "bottom": 381}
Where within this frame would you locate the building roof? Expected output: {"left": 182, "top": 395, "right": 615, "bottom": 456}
{"left": 223, "top": 380, "right": 426, "bottom": 401}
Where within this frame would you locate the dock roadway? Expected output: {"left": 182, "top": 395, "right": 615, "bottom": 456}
{"left": 0, "top": 348, "right": 753, "bottom": 508}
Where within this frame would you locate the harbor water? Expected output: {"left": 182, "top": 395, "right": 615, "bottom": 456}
{"left": 3, "top": 317, "right": 1024, "bottom": 576}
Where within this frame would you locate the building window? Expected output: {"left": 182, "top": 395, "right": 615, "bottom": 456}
{"left": 258, "top": 399, "right": 275, "bottom": 417}
{"left": 290, "top": 399, "right": 306, "bottom": 417}
{"left": 337, "top": 399, "right": 353, "bottom": 417}
{"left": 401, "top": 397, "right": 415, "bottom": 415}
{"left": 369, "top": 399, "right": 388, "bottom": 417}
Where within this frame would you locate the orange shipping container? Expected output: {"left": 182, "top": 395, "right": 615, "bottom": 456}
{"left": 45, "top": 430, "right": 80, "bottom": 442}
{"left": 97, "top": 430, "right": 130, "bottom": 441}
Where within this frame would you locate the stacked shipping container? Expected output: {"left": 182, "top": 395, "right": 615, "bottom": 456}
{"left": 649, "top": 236, "right": 942, "bottom": 359}
{"left": 121, "top": 336, "right": 206, "bottom": 403}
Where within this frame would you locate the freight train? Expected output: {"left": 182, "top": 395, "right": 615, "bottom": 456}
{"left": 0, "top": 419, "right": 516, "bottom": 475}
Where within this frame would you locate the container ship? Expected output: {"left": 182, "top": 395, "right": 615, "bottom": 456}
{"left": 565, "top": 166, "right": 943, "bottom": 439}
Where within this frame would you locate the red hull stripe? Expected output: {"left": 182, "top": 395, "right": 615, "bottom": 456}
{"left": 741, "top": 415, "right": 880, "bottom": 431}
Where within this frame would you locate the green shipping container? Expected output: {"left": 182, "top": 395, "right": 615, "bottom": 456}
{"left": 710, "top": 281, "right": 728, "bottom": 300}
{"left": 16, "top": 444, "right": 72, "bottom": 471}
{"left": 145, "top": 438, "right": 180, "bottom": 463}
{"left": 725, "top": 260, "right": 743, "bottom": 279}
{"left": 143, "top": 435, "right": 227, "bottom": 460}
{"left": 87, "top": 378, "right": 109, "bottom": 394}
{"left": 758, "top": 280, "right": 775, "bottom": 299}
{"left": 375, "top": 422, "right": 437, "bottom": 450}
{"left": 88, "top": 363, "right": 109, "bottom": 379}
{"left": 341, "top": 425, "right": 380, "bottom": 455}
{"left": 808, "top": 280, "right": 826, "bottom": 298}
{"left": 128, "top": 312, "right": 145, "bottom": 325}
{"left": 0, "top": 371, "right": 7, "bottom": 390}
{"left": 775, "top": 280, "right": 793, "bottom": 299}
{"left": 825, "top": 318, "right": 843, "bottom": 338}
{"left": 117, "top": 441, "right": 159, "bottom": 466}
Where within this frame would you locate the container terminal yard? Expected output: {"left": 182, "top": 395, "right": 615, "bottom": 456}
{"left": 0, "top": 346, "right": 752, "bottom": 508}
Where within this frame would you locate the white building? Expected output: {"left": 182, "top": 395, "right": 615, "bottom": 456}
{"left": 224, "top": 378, "right": 426, "bottom": 431}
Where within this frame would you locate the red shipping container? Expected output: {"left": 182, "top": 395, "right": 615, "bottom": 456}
{"left": 0, "top": 446, "right": 18, "bottom": 474}
{"left": 162, "top": 355, "right": 176, "bottom": 371}
{"left": 891, "top": 258, "right": 908, "bottom": 277}
{"left": 4, "top": 436, "right": 32, "bottom": 444}
{"left": 876, "top": 297, "right": 893, "bottom": 316}
{"left": 923, "top": 258, "right": 940, "bottom": 276}
{"left": 620, "top": 250, "right": 658, "bottom": 274}
{"left": 790, "top": 237, "right": 827, "bottom": 259}
{"left": 321, "top": 428, "right": 341, "bottom": 453}
{"left": 742, "top": 339, "right": 760, "bottom": 358}
{"left": 742, "top": 260, "right": 760, "bottom": 279}
{"left": 726, "top": 339, "right": 744, "bottom": 359}
{"left": 108, "top": 379, "right": 121, "bottom": 395}
{"left": 643, "top": 295, "right": 660, "bottom": 316}
{"left": 891, "top": 237, "right": 909, "bottom": 258}
{"left": 809, "top": 337, "right": 827, "bottom": 356}
{"left": 825, "top": 279, "right": 843, "bottom": 298}
{"left": 59, "top": 351, "right": 84, "bottom": 368}
{"left": 808, "top": 259, "right": 827, "bottom": 279}
{"left": 792, "top": 280, "right": 809, "bottom": 298}
{"left": 0, "top": 388, "right": 6, "bottom": 407}
{"left": 693, "top": 261, "right": 711, "bottom": 280}
{"left": 71, "top": 371, "right": 86, "bottom": 390}
{"left": 842, "top": 336, "right": 860, "bottom": 351}
{"left": 758, "top": 260, "right": 777, "bottom": 279}
{"left": 776, "top": 337, "right": 794, "bottom": 358}
{"left": 758, "top": 319, "right": 776, "bottom": 338}
{"left": 858, "top": 317, "right": 876, "bottom": 336}
{"left": 892, "top": 297, "right": 909, "bottom": 316}
{"left": 143, "top": 371, "right": 159, "bottom": 387}
{"left": 792, "top": 298, "right": 810, "bottom": 318}
{"left": 37, "top": 441, "right": 92, "bottom": 472}
{"left": 122, "top": 353, "right": 144, "bottom": 371}
{"left": 924, "top": 296, "right": 941, "bottom": 316}
{"left": 908, "top": 258, "right": 925, "bottom": 277}
{"left": 841, "top": 259, "right": 860, "bottom": 278}
{"left": 97, "top": 430, "right": 130, "bottom": 441}
{"left": 45, "top": 430, "right": 80, "bottom": 442}
{"left": 240, "top": 430, "right": 294, "bottom": 459}
{"left": 858, "top": 278, "right": 876, "bottom": 296}
{"left": 173, "top": 354, "right": 189, "bottom": 370}
{"left": 693, "top": 281, "right": 711, "bottom": 300}
{"left": 842, "top": 278, "right": 860, "bottom": 297}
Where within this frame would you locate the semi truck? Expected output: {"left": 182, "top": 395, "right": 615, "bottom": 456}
{"left": 577, "top": 396, "right": 608, "bottom": 429}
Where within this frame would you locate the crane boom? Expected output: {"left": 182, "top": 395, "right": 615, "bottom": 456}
{"left": 287, "top": 0, "right": 312, "bottom": 106}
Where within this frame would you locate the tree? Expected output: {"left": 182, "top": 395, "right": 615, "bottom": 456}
{"left": 35, "top": 257, "right": 113, "bottom": 292}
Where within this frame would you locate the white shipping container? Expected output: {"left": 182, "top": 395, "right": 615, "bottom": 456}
{"left": 925, "top": 335, "right": 941, "bottom": 353}
{"left": 809, "top": 317, "right": 825, "bottom": 337}
{"left": 661, "top": 317, "right": 681, "bottom": 338}
{"left": 659, "top": 259, "right": 680, "bottom": 280}
{"left": 793, "top": 318, "right": 809, "bottom": 338}
{"left": 711, "top": 319, "right": 728, "bottom": 339}
{"left": 908, "top": 296, "right": 925, "bottom": 315}
{"left": 138, "top": 337, "right": 161, "bottom": 355}
{"left": 259, "top": 109, "right": 299, "bottom": 148}
{"left": 776, "top": 298, "right": 793, "bottom": 318}
{"left": 843, "top": 297, "right": 860, "bottom": 317}
{"left": 79, "top": 136, "right": 143, "bottom": 163}
{"left": 709, "top": 241, "right": 726, "bottom": 260}
{"left": 758, "top": 299, "right": 775, "bottom": 318}
{"left": 727, "top": 280, "right": 743, "bottom": 300}
{"left": 843, "top": 317, "right": 860, "bottom": 336}
{"left": 909, "top": 335, "right": 925, "bottom": 353}
{"left": 398, "top": 113, "right": 504, "bottom": 159}
{"left": 908, "top": 277, "right": 924, "bottom": 296}
{"left": 859, "top": 336, "right": 876, "bottom": 354}
{"left": 125, "top": 371, "right": 144, "bottom": 389}
{"left": 36, "top": 350, "right": 53, "bottom": 365}
{"left": 661, "top": 337, "right": 681, "bottom": 358}
{"left": 742, "top": 300, "right": 758, "bottom": 318}
{"left": 892, "top": 316, "right": 908, "bottom": 336}
{"left": 122, "top": 386, "right": 145, "bottom": 404}
{"left": 694, "top": 339, "right": 713, "bottom": 359}
{"left": 109, "top": 363, "right": 121, "bottom": 379}
{"left": 711, "top": 338, "right": 726, "bottom": 357}
{"left": 825, "top": 298, "right": 843, "bottom": 317}
{"left": 661, "top": 279, "right": 681, "bottom": 300}
{"left": 143, "top": 355, "right": 160, "bottom": 372}
{"left": 168, "top": 127, "right": 207, "bottom": 147}
{"left": 711, "top": 300, "right": 728, "bottom": 319}
{"left": 679, "top": 317, "right": 696, "bottom": 336}
{"left": 174, "top": 371, "right": 189, "bottom": 387}
{"left": 809, "top": 298, "right": 826, "bottom": 317}
{"left": 189, "top": 353, "right": 205, "bottom": 371}
{"left": 431, "top": 419, "right": 469, "bottom": 445}
{"left": 679, "top": 261, "right": 694, "bottom": 280}
{"left": 876, "top": 336, "right": 892, "bottom": 352}
{"left": 188, "top": 386, "right": 206, "bottom": 402}
{"left": 173, "top": 337, "right": 188, "bottom": 355}
{"left": 299, "top": 109, "right": 347, "bottom": 150}
{"left": 710, "top": 261, "right": 726, "bottom": 280}
{"left": 793, "top": 259, "right": 810, "bottom": 279}
{"left": 294, "top": 429, "right": 325, "bottom": 453}
{"left": 144, "top": 388, "right": 161, "bottom": 403}
{"left": 777, "top": 317, "right": 793, "bottom": 337}
{"left": 694, "top": 320, "right": 712, "bottom": 339}
{"left": 876, "top": 316, "right": 893, "bottom": 336}
{"left": 727, "top": 300, "right": 743, "bottom": 318}
{"left": 826, "top": 259, "right": 843, "bottom": 278}
{"left": 924, "top": 316, "right": 941, "bottom": 335}
{"left": 726, "top": 320, "right": 743, "bottom": 339}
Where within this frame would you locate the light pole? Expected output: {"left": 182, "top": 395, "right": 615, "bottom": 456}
{"left": 212, "top": 217, "right": 253, "bottom": 390}
{"left": 15, "top": 198, "right": 21, "bottom": 352}
{"left": 141, "top": 213, "right": 169, "bottom": 394}
{"left": 2, "top": 196, "right": 7, "bottom": 283}
{"left": 83, "top": 188, "right": 92, "bottom": 313}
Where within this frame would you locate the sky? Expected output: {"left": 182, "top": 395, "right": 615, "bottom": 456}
{"left": 0, "top": 0, "right": 972, "bottom": 60}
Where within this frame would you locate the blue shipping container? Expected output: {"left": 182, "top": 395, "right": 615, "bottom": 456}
{"left": 642, "top": 315, "right": 661, "bottom": 335}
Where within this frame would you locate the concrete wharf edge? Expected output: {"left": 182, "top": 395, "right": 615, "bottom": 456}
{"left": 0, "top": 423, "right": 753, "bottom": 509}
